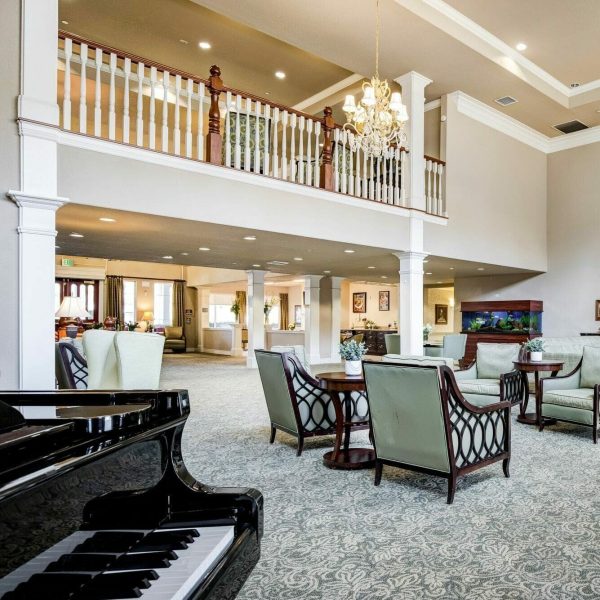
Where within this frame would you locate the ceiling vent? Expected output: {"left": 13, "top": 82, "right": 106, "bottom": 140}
{"left": 494, "top": 95, "right": 518, "bottom": 107}
{"left": 266, "top": 260, "right": 289, "bottom": 266}
{"left": 553, "top": 120, "right": 589, "bottom": 134}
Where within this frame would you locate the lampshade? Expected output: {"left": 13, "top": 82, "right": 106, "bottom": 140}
{"left": 361, "top": 86, "right": 375, "bottom": 107}
{"left": 141, "top": 311, "right": 154, "bottom": 321}
{"left": 55, "top": 296, "right": 90, "bottom": 319}
{"left": 343, "top": 94, "right": 356, "bottom": 113}
{"left": 389, "top": 92, "right": 402, "bottom": 111}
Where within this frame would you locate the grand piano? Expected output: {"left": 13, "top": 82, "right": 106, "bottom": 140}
{"left": 0, "top": 389, "right": 263, "bottom": 599}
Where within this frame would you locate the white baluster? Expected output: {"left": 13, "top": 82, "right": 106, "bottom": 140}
{"left": 348, "top": 138, "right": 355, "bottom": 196}
{"left": 432, "top": 162, "right": 438, "bottom": 215}
{"left": 234, "top": 94, "right": 242, "bottom": 169}
{"left": 174, "top": 74, "right": 181, "bottom": 155}
{"left": 62, "top": 38, "right": 72, "bottom": 130}
{"left": 313, "top": 121, "right": 321, "bottom": 187}
{"left": 123, "top": 58, "right": 131, "bottom": 144}
{"left": 333, "top": 128, "right": 340, "bottom": 192}
{"left": 244, "top": 97, "right": 252, "bottom": 171}
{"left": 426, "top": 159, "right": 433, "bottom": 213}
{"left": 254, "top": 100, "right": 261, "bottom": 173}
{"left": 272, "top": 107, "right": 280, "bottom": 178}
{"left": 341, "top": 130, "right": 347, "bottom": 194}
{"left": 298, "top": 116, "right": 305, "bottom": 184}
{"left": 79, "top": 43, "right": 88, "bottom": 134}
{"left": 394, "top": 148, "right": 400, "bottom": 205}
{"left": 400, "top": 149, "right": 407, "bottom": 206}
{"left": 369, "top": 155, "right": 375, "bottom": 200}
{"left": 290, "top": 113, "right": 297, "bottom": 182}
{"left": 108, "top": 52, "right": 117, "bottom": 140}
{"left": 281, "top": 110, "right": 288, "bottom": 180}
{"left": 224, "top": 90, "right": 232, "bottom": 167}
{"left": 306, "top": 119, "right": 313, "bottom": 186}
{"left": 94, "top": 47, "right": 102, "bottom": 137}
{"left": 136, "top": 62, "right": 144, "bottom": 146}
{"left": 197, "top": 81, "right": 205, "bottom": 160}
{"left": 149, "top": 66, "right": 157, "bottom": 150}
{"left": 161, "top": 71, "right": 169, "bottom": 152}
{"left": 355, "top": 143, "right": 362, "bottom": 197}
{"left": 263, "top": 104, "right": 270, "bottom": 176}
{"left": 362, "top": 149, "right": 368, "bottom": 198}
{"left": 438, "top": 164, "right": 445, "bottom": 216}
{"left": 185, "top": 78, "right": 193, "bottom": 157}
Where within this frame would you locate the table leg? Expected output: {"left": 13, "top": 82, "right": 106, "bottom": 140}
{"left": 329, "top": 395, "right": 345, "bottom": 463}
{"left": 343, "top": 392, "right": 352, "bottom": 451}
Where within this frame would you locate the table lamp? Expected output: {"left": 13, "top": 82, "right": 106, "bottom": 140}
{"left": 140, "top": 311, "right": 154, "bottom": 332}
{"left": 55, "top": 296, "right": 90, "bottom": 338}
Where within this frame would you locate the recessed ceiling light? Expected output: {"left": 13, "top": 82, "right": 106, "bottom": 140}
{"left": 293, "top": 257, "right": 303, "bottom": 261}
{"left": 179, "top": 39, "right": 189, "bottom": 45}
{"left": 367, "top": 266, "right": 376, "bottom": 269}
{"left": 449, "top": 267, "right": 455, "bottom": 270}
{"left": 243, "top": 236, "right": 256, "bottom": 241}
{"left": 198, "top": 41, "right": 211, "bottom": 50}
{"left": 425, "top": 272, "right": 432, "bottom": 275}
{"left": 198, "top": 247, "right": 210, "bottom": 251}
{"left": 69, "top": 232, "right": 84, "bottom": 238}
{"left": 61, "top": 20, "right": 69, "bottom": 25}
{"left": 275, "top": 71, "right": 286, "bottom": 79}
{"left": 265, "top": 91, "right": 271, "bottom": 96}
{"left": 323, "top": 270, "right": 331, "bottom": 274}
{"left": 55, "top": 245, "right": 60, "bottom": 249}
{"left": 99, "top": 217, "right": 116, "bottom": 222}
{"left": 181, "top": 252, "right": 189, "bottom": 256}
{"left": 266, "top": 260, "right": 289, "bottom": 266}
{"left": 436, "top": 281, "right": 443, "bottom": 284}
{"left": 515, "top": 42, "right": 527, "bottom": 51}
{"left": 162, "top": 255, "right": 173, "bottom": 259}
{"left": 477, "top": 267, "right": 485, "bottom": 271}
{"left": 381, "top": 275, "right": 388, "bottom": 279}
{"left": 423, "top": 260, "right": 429, "bottom": 263}
{"left": 344, "top": 249, "right": 355, "bottom": 254}
{"left": 252, "top": 264, "right": 261, "bottom": 267}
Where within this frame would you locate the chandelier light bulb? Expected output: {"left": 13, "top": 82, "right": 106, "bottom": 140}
{"left": 362, "top": 86, "right": 376, "bottom": 106}
{"left": 389, "top": 92, "right": 402, "bottom": 111}
{"left": 398, "top": 104, "right": 409, "bottom": 122}
{"left": 343, "top": 95, "right": 357, "bottom": 113}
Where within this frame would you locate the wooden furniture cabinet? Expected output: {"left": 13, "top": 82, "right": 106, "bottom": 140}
{"left": 340, "top": 329, "right": 396, "bottom": 356}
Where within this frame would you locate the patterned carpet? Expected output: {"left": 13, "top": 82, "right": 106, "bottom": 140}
{"left": 160, "top": 353, "right": 600, "bottom": 600}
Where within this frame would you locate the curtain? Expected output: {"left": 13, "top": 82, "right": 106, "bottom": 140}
{"left": 173, "top": 280, "right": 185, "bottom": 327}
{"left": 236, "top": 290, "right": 247, "bottom": 326}
{"left": 105, "top": 276, "right": 123, "bottom": 325}
{"left": 279, "top": 293, "right": 289, "bottom": 330}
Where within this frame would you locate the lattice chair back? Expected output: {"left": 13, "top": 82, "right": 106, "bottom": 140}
{"left": 56, "top": 342, "right": 88, "bottom": 389}
{"left": 363, "top": 362, "right": 451, "bottom": 473}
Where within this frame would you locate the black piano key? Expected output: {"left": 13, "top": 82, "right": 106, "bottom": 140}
{"left": 73, "top": 531, "right": 145, "bottom": 553}
{"left": 112, "top": 550, "right": 177, "bottom": 570}
{"left": 12, "top": 572, "right": 93, "bottom": 599}
{"left": 81, "top": 570, "right": 158, "bottom": 599}
{"left": 131, "top": 529, "right": 198, "bottom": 552}
{"left": 46, "top": 553, "right": 119, "bottom": 572}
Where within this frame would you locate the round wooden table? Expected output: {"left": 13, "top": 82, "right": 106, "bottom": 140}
{"left": 315, "top": 371, "right": 375, "bottom": 470}
{"left": 513, "top": 360, "right": 564, "bottom": 425}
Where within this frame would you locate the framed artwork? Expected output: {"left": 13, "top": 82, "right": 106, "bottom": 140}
{"left": 379, "top": 290, "right": 390, "bottom": 311}
{"left": 353, "top": 292, "right": 367, "bottom": 313}
{"left": 294, "top": 305, "right": 302, "bottom": 326}
{"left": 596, "top": 300, "right": 600, "bottom": 321}
{"left": 435, "top": 304, "right": 449, "bottom": 325}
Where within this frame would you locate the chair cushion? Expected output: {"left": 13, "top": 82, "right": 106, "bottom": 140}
{"left": 382, "top": 354, "right": 454, "bottom": 368}
{"left": 543, "top": 388, "right": 595, "bottom": 411}
{"left": 462, "top": 393, "right": 501, "bottom": 407}
{"left": 580, "top": 346, "right": 600, "bottom": 389}
{"left": 457, "top": 379, "right": 501, "bottom": 396}
{"left": 476, "top": 343, "right": 520, "bottom": 380}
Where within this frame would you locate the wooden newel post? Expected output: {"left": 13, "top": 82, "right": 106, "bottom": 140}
{"left": 320, "top": 106, "right": 334, "bottom": 191}
{"left": 206, "top": 65, "right": 224, "bottom": 165}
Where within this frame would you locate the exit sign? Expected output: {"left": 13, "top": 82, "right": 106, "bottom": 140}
{"left": 61, "top": 258, "right": 74, "bottom": 267}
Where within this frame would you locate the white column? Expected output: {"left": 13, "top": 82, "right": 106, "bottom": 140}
{"left": 303, "top": 275, "right": 322, "bottom": 364}
{"left": 394, "top": 249, "right": 427, "bottom": 356}
{"left": 196, "top": 287, "right": 210, "bottom": 352}
{"left": 231, "top": 324, "right": 244, "bottom": 357}
{"left": 8, "top": 192, "right": 66, "bottom": 388}
{"left": 246, "top": 270, "right": 265, "bottom": 368}
{"left": 330, "top": 277, "right": 344, "bottom": 363}
{"left": 394, "top": 71, "right": 432, "bottom": 212}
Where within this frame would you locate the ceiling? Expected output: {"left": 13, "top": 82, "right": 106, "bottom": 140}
{"left": 56, "top": 204, "right": 538, "bottom": 285}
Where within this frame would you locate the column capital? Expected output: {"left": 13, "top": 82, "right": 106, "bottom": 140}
{"left": 246, "top": 269, "right": 266, "bottom": 284}
{"left": 304, "top": 274, "right": 323, "bottom": 287}
{"left": 8, "top": 190, "right": 67, "bottom": 211}
{"left": 393, "top": 251, "right": 428, "bottom": 262}
{"left": 394, "top": 71, "right": 433, "bottom": 91}
{"left": 329, "top": 276, "right": 345, "bottom": 289}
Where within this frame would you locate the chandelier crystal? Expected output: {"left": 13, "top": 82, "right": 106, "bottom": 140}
{"left": 342, "top": 0, "right": 408, "bottom": 158}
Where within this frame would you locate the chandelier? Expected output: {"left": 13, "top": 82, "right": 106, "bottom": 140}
{"left": 342, "top": 0, "right": 408, "bottom": 158}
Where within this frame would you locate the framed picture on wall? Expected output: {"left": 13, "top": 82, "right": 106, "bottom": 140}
{"left": 294, "top": 305, "right": 302, "bottom": 326}
{"left": 379, "top": 290, "right": 390, "bottom": 311}
{"left": 596, "top": 300, "right": 600, "bottom": 321}
{"left": 435, "top": 304, "right": 449, "bottom": 325}
{"left": 353, "top": 292, "right": 367, "bottom": 313}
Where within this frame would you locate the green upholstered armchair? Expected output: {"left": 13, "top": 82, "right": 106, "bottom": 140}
{"left": 363, "top": 361, "right": 512, "bottom": 504}
{"left": 453, "top": 343, "right": 525, "bottom": 407}
{"left": 255, "top": 350, "right": 368, "bottom": 456}
{"left": 384, "top": 334, "right": 400, "bottom": 355}
{"left": 424, "top": 334, "right": 467, "bottom": 364}
{"left": 539, "top": 346, "right": 600, "bottom": 443}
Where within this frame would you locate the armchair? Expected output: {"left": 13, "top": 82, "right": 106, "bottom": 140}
{"left": 384, "top": 334, "right": 400, "bottom": 355}
{"left": 164, "top": 326, "right": 186, "bottom": 353}
{"left": 255, "top": 350, "right": 368, "bottom": 456}
{"left": 539, "top": 346, "right": 600, "bottom": 442}
{"left": 55, "top": 342, "right": 88, "bottom": 389}
{"left": 363, "top": 361, "right": 511, "bottom": 503}
{"left": 454, "top": 343, "right": 525, "bottom": 407}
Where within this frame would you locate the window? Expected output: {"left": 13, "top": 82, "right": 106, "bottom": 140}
{"left": 209, "top": 304, "right": 236, "bottom": 328}
{"left": 123, "top": 280, "right": 136, "bottom": 324}
{"left": 154, "top": 282, "right": 173, "bottom": 327}
{"left": 268, "top": 305, "right": 280, "bottom": 328}
{"left": 55, "top": 283, "right": 61, "bottom": 313}
{"left": 55, "top": 278, "right": 99, "bottom": 322}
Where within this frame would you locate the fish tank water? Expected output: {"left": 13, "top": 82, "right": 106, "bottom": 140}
{"left": 461, "top": 310, "right": 542, "bottom": 334}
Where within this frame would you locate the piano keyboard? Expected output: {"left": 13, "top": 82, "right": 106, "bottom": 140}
{"left": 0, "top": 526, "right": 234, "bottom": 600}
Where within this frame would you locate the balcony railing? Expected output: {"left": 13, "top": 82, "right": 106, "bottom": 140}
{"left": 56, "top": 32, "right": 446, "bottom": 217}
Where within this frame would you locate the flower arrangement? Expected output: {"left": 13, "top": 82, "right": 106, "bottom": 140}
{"left": 230, "top": 299, "right": 241, "bottom": 322}
{"left": 423, "top": 323, "right": 433, "bottom": 340}
{"left": 288, "top": 323, "right": 296, "bottom": 331}
{"left": 339, "top": 340, "right": 367, "bottom": 361}
{"left": 125, "top": 321, "right": 138, "bottom": 331}
{"left": 264, "top": 297, "right": 278, "bottom": 323}
{"left": 524, "top": 338, "right": 544, "bottom": 352}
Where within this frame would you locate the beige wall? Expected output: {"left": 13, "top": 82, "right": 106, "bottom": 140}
{"left": 424, "top": 286, "right": 454, "bottom": 337}
{"left": 0, "top": 0, "right": 21, "bottom": 387}
{"left": 424, "top": 107, "right": 441, "bottom": 159}
{"left": 424, "top": 94, "right": 548, "bottom": 272}
{"left": 342, "top": 282, "right": 398, "bottom": 329}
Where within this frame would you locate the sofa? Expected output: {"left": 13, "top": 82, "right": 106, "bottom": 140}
{"left": 164, "top": 326, "right": 186, "bottom": 353}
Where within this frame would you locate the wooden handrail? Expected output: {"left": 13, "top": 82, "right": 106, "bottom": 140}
{"left": 58, "top": 30, "right": 209, "bottom": 85}
{"left": 424, "top": 154, "right": 445, "bottom": 165}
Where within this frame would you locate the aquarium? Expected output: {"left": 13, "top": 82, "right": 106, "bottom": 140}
{"left": 461, "top": 310, "right": 542, "bottom": 334}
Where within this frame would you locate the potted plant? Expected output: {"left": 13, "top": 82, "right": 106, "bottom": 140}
{"left": 230, "top": 299, "right": 241, "bottom": 323}
{"left": 339, "top": 339, "right": 367, "bottom": 376}
{"left": 125, "top": 321, "right": 138, "bottom": 332}
{"left": 423, "top": 323, "right": 433, "bottom": 342}
{"left": 264, "top": 297, "right": 278, "bottom": 328}
{"left": 525, "top": 338, "right": 544, "bottom": 362}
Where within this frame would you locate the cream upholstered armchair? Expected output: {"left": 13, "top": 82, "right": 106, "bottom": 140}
{"left": 453, "top": 343, "right": 525, "bottom": 407}
{"left": 363, "top": 361, "right": 511, "bottom": 504}
{"left": 539, "top": 346, "right": 600, "bottom": 443}
{"left": 83, "top": 330, "right": 119, "bottom": 389}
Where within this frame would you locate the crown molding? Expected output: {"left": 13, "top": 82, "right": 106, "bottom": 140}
{"left": 292, "top": 73, "right": 364, "bottom": 112}
{"left": 393, "top": 0, "right": 600, "bottom": 108}
{"left": 546, "top": 124, "right": 600, "bottom": 154}
{"left": 425, "top": 99, "right": 441, "bottom": 112}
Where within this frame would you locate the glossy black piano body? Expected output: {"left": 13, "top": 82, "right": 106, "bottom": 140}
{"left": 0, "top": 389, "right": 263, "bottom": 599}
